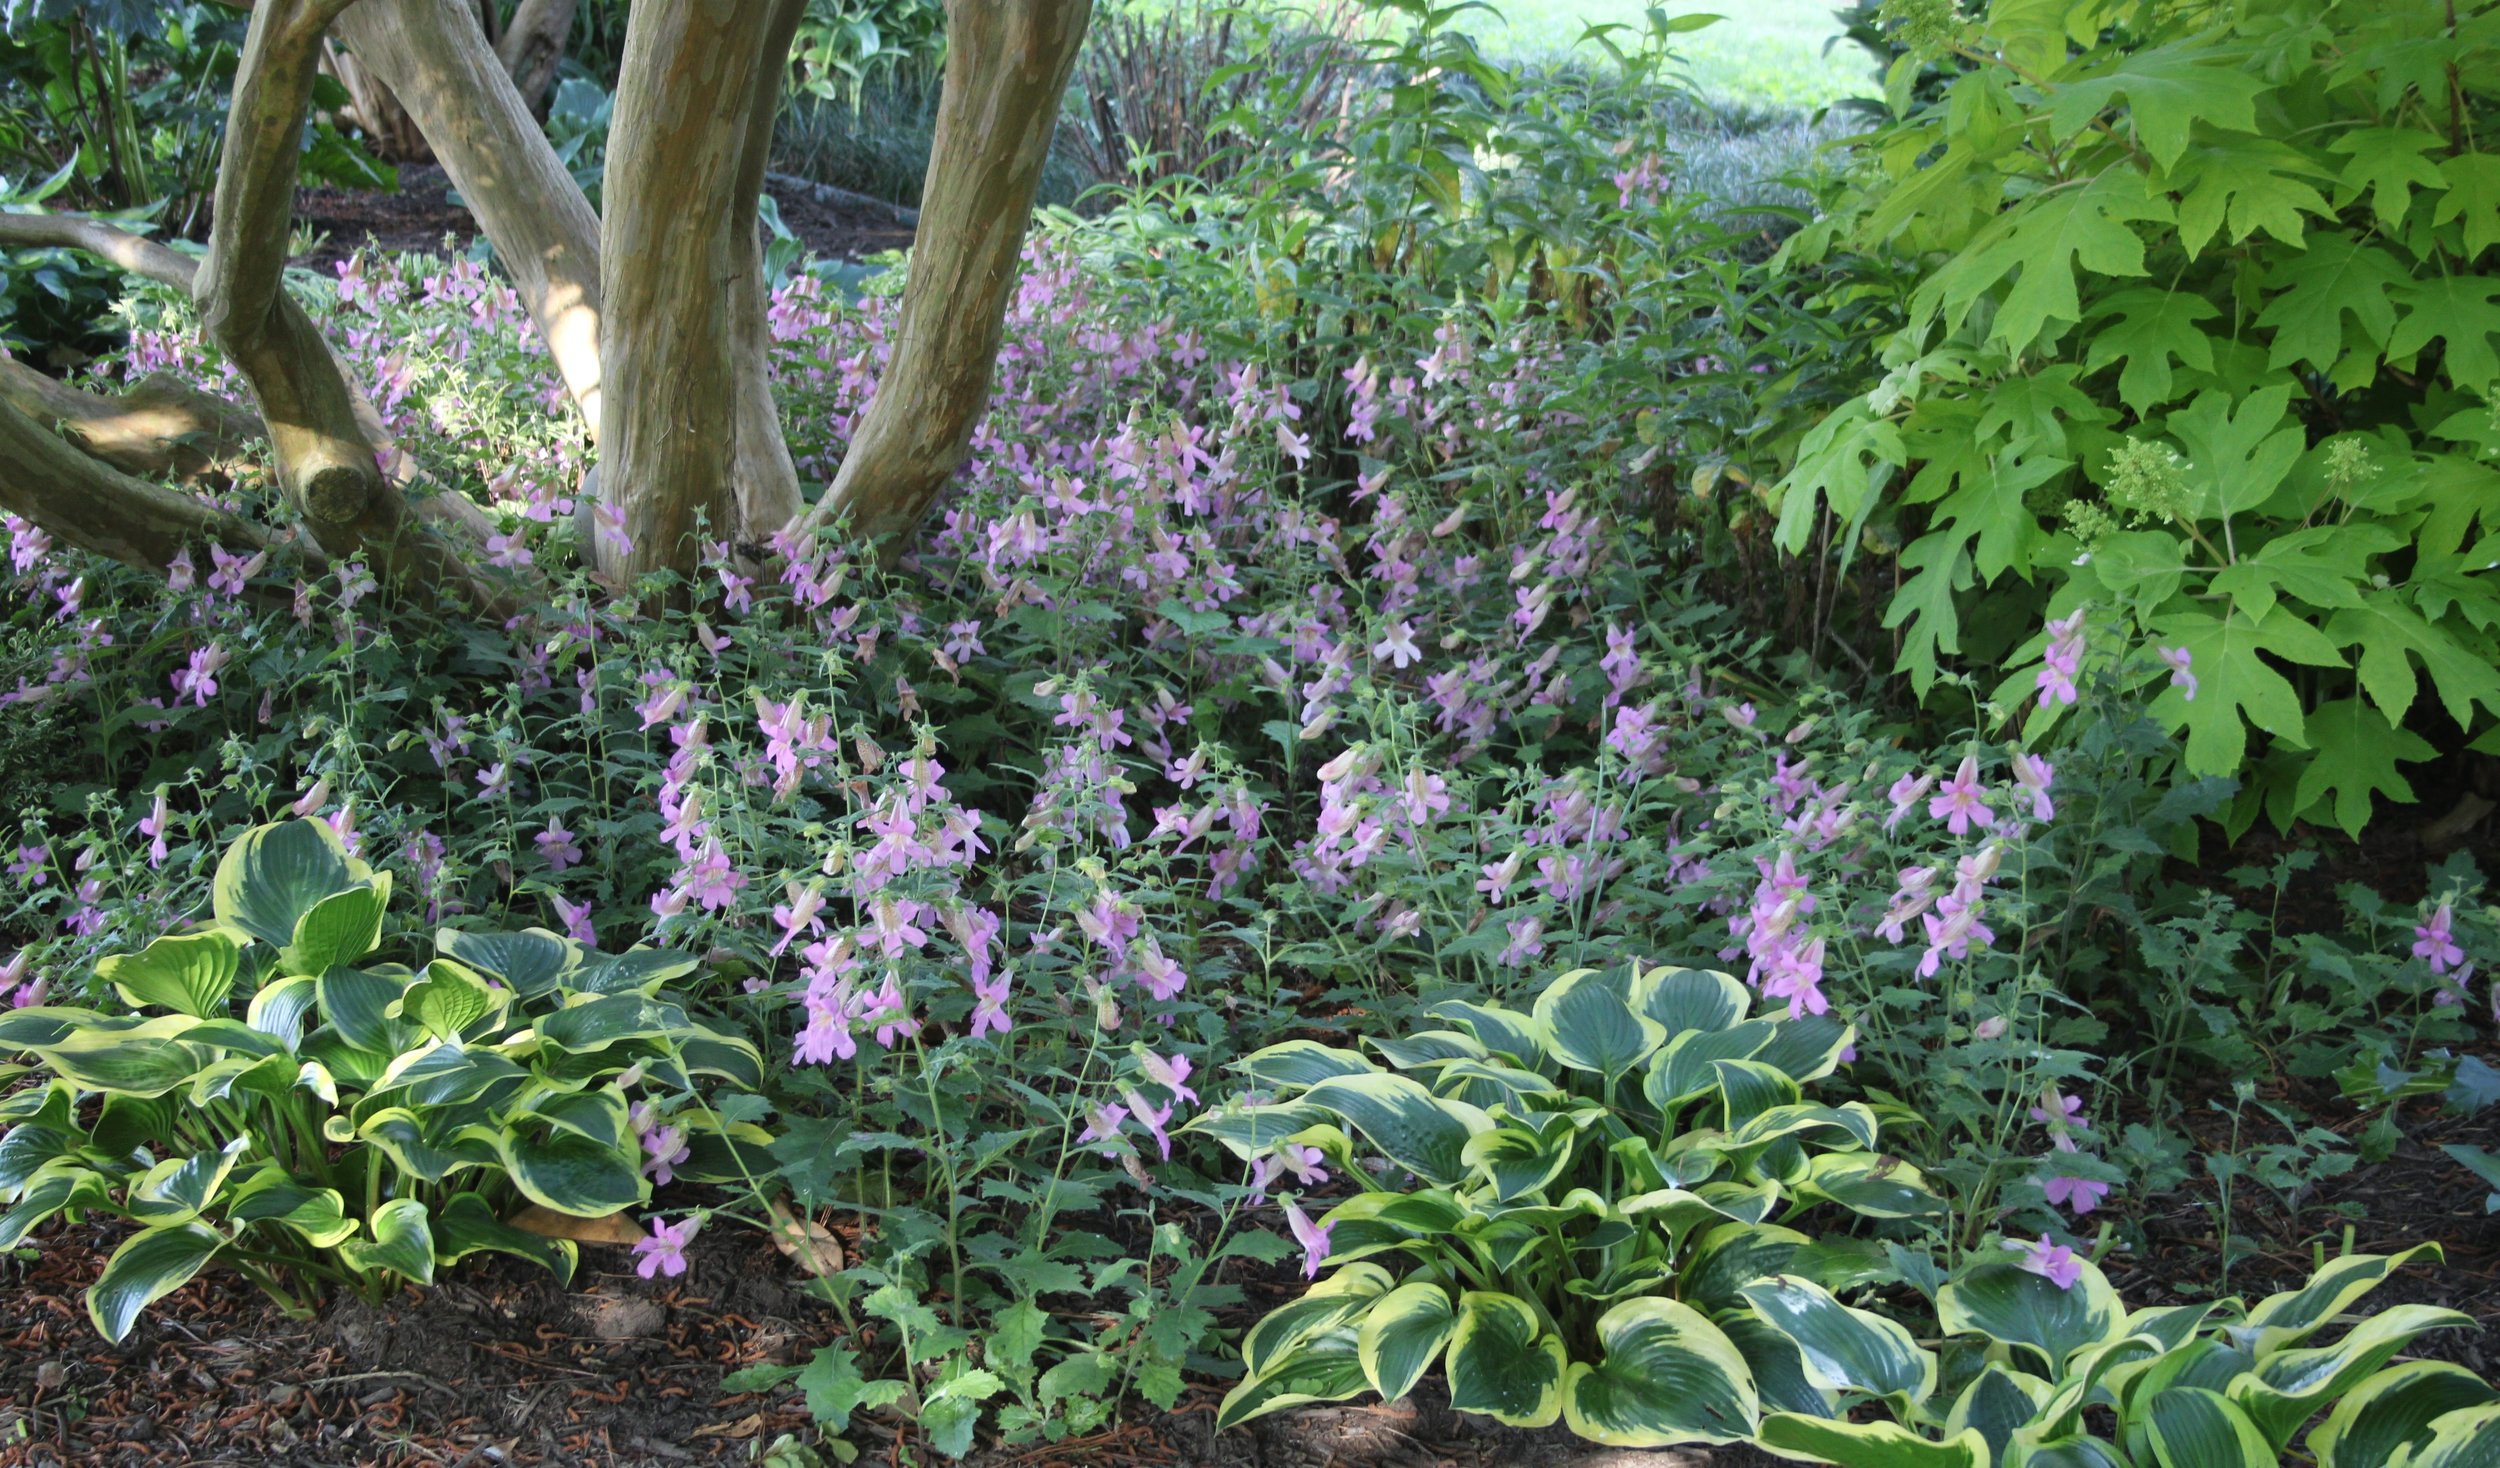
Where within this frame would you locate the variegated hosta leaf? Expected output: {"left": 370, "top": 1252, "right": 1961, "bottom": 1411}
{"left": 2228, "top": 1244, "right": 2444, "bottom": 1354}
{"left": 2143, "top": 1386, "right": 2276, "bottom": 1467}
{"left": 2308, "top": 1360, "right": 2497, "bottom": 1468}
{"left": 1297, "top": 1072, "right": 1493, "bottom": 1187}
{"left": 99, "top": 929, "right": 241, "bottom": 1019}
{"left": 1354, "top": 1281, "right": 1456, "bottom": 1403}
{"left": 1758, "top": 1414, "right": 1990, "bottom": 1467}
{"left": 282, "top": 877, "right": 391, "bottom": 977}
{"left": 1632, "top": 965, "right": 1749, "bottom": 1037}
{"left": 1444, "top": 1291, "right": 1567, "bottom": 1428}
{"left": 89, "top": 1222, "right": 224, "bottom": 1342}
{"left": 214, "top": 819, "right": 366, "bottom": 949}
{"left": 2230, "top": 1303, "right": 2474, "bottom": 1451}
{"left": 1534, "top": 968, "right": 1666, "bottom": 1078}
{"left": 1739, "top": 1275, "right": 1938, "bottom": 1401}
{"left": 337, "top": 1197, "right": 436, "bottom": 1285}
{"left": 1940, "top": 1258, "right": 2127, "bottom": 1375}
{"left": 1234, "top": 1039, "right": 1378, "bottom": 1091}
{"left": 1562, "top": 1296, "right": 1760, "bottom": 1446}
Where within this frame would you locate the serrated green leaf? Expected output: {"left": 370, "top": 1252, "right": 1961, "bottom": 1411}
{"left": 2050, "top": 43, "right": 2268, "bottom": 170}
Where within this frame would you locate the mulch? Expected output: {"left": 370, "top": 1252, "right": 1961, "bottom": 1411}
{"left": 290, "top": 163, "right": 918, "bottom": 274}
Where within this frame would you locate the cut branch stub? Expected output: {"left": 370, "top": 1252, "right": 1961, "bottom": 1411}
{"left": 805, "top": 0, "right": 1095, "bottom": 562}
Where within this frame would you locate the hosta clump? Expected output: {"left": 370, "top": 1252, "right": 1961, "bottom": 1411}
{"left": 1750, "top": 1240, "right": 2500, "bottom": 1466}
{"left": 1187, "top": 960, "right": 1940, "bottom": 1444}
{"left": 0, "top": 819, "right": 767, "bottom": 1341}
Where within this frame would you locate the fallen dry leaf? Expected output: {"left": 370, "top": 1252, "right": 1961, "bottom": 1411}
{"left": 509, "top": 1205, "right": 644, "bottom": 1246}
{"left": 766, "top": 1199, "right": 845, "bottom": 1277}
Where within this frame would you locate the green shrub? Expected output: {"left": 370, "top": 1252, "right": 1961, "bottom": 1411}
{"left": 0, "top": 818, "right": 767, "bottom": 1340}
{"left": 1752, "top": 1241, "right": 2499, "bottom": 1466}
{"left": 1191, "top": 959, "right": 1939, "bottom": 1442}
{"left": 1773, "top": 0, "right": 2500, "bottom": 837}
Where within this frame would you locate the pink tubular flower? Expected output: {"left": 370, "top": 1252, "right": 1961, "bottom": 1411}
{"left": 640, "top": 1123, "right": 690, "bottom": 1187}
{"left": 969, "top": 971, "right": 1012, "bottom": 1039}
{"left": 634, "top": 1215, "right": 700, "bottom": 1279}
{"left": 535, "top": 823, "right": 583, "bottom": 872}
{"left": 2044, "top": 1173, "right": 2112, "bottom": 1216}
{"left": 2007, "top": 1233, "right": 2084, "bottom": 1290}
{"left": 2159, "top": 645, "right": 2197, "bottom": 701}
{"left": 2415, "top": 902, "right": 2465, "bottom": 976}
{"left": 1283, "top": 1198, "right": 1333, "bottom": 1279}
{"left": 2011, "top": 753, "right": 2055, "bottom": 822}
{"left": 1928, "top": 756, "right": 1995, "bottom": 836}
{"left": 138, "top": 789, "right": 171, "bottom": 868}
{"left": 1371, "top": 620, "right": 1421, "bottom": 669}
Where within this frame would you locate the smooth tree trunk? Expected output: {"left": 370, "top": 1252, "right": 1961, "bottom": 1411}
{"left": 334, "top": 0, "right": 606, "bottom": 440}
{"left": 0, "top": 358, "right": 258, "bottom": 486}
{"left": 0, "top": 396, "right": 275, "bottom": 575}
{"left": 597, "top": 0, "right": 805, "bottom": 581}
{"left": 803, "top": 0, "right": 1094, "bottom": 560}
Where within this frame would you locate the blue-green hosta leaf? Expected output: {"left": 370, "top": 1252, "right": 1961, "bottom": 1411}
{"left": 98, "top": 929, "right": 241, "bottom": 1019}
{"left": 1739, "top": 1275, "right": 1938, "bottom": 1401}
{"left": 1319, "top": 1189, "right": 1467, "bottom": 1262}
{"left": 1234, "top": 1040, "right": 1375, "bottom": 1091}
{"left": 282, "top": 878, "right": 390, "bottom": 976}
{"left": 1752, "top": 1013, "right": 1855, "bottom": 1084}
{"left": 2392, "top": 1401, "right": 2500, "bottom": 1467}
{"left": 1298, "top": 1073, "right": 1492, "bottom": 1187}
{"left": 434, "top": 1192, "right": 578, "bottom": 1285}
{"left": 1724, "top": 1310, "right": 1835, "bottom": 1418}
{"left": 1731, "top": 1101, "right": 1882, "bottom": 1153}
{"left": 1355, "top": 1281, "right": 1456, "bottom": 1404}
{"left": 338, "top": 1196, "right": 436, "bottom": 1285}
{"left": 89, "top": 1221, "right": 225, "bottom": 1341}
{"left": 1534, "top": 968, "right": 1666, "bottom": 1078}
{"left": 214, "top": 819, "right": 364, "bottom": 949}
{"left": 1216, "top": 1323, "right": 1370, "bottom": 1430}
{"left": 0, "top": 1005, "right": 130, "bottom": 1051}
{"left": 2033, "top": 1330, "right": 2166, "bottom": 1438}
{"left": 1177, "top": 1102, "right": 1333, "bottom": 1157}
{"left": 2309, "top": 1361, "right": 2497, "bottom": 1468}
{"left": 1239, "top": 1262, "right": 1397, "bottom": 1379}
{"left": 1423, "top": 999, "right": 1550, "bottom": 1068}
{"left": 29, "top": 1015, "right": 209, "bottom": 1096}
{"left": 1713, "top": 1059, "right": 1803, "bottom": 1130}
{"left": 1431, "top": 1059, "right": 1563, "bottom": 1112}
{"left": 1368, "top": 1030, "right": 1486, "bottom": 1071}
{"left": 376, "top": 1042, "right": 527, "bottom": 1107}
{"left": 1947, "top": 1363, "right": 2050, "bottom": 1461}
{"left": 129, "top": 1136, "right": 251, "bottom": 1224}
{"left": 2228, "top": 1244, "right": 2442, "bottom": 1353}
{"left": 1759, "top": 1415, "right": 1987, "bottom": 1467}
{"left": 0, "top": 1122, "right": 84, "bottom": 1196}
{"left": 1461, "top": 1112, "right": 1581, "bottom": 1202}
{"left": 2009, "top": 1435, "right": 2130, "bottom": 1468}
{"left": 2231, "top": 1304, "right": 2475, "bottom": 1452}
{"left": 464, "top": 1125, "right": 646, "bottom": 1217}
{"left": 225, "top": 1170, "right": 357, "bottom": 1249}
{"left": 1564, "top": 1296, "right": 1758, "bottom": 1446}
{"left": 1940, "top": 1258, "right": 2126, "bottom": 1374}
{"left": 1633, "top": 965, "right": 1751, "bottom": 1036}
{"left": 1646, "top": 1020, "right": 1780, "bottom": 1110}
{"left": 1445, "top": 1291, "right": 1566, "bottom": 1428}
{"left": 316, "top": 966, "right": 420, "bottom": 1057}
{"left": 521, "top": 1087, "right": 631, "bottom": 1150}
{"left": 565, "top": 944, "right": 701, "bottom": 996}
{"left": 391, "top": 959, "right": 502, "bottom": 1042}
{"left": 92, "top": 1093, "right": 180, "bottom": 1159}
{"left": 246, "top": 975, "right": 318, "bottom": 1050}
{"left": 1681, "top": 1222, "right": 1809, "bottom": 1313}
{"left": 2126, "top": 1301, "right": 2220, "bottom": 1354}
{"left": 673, "top": 1028, "right": 765, "bottom": 1090}
{"left": 2144, "top": 1386, "right": 2275, "bottom": 1467}
{"left": 175, "top": 1018, "right": 289, "bottom": 1062}
{"left": 433, "top": 926, "right": 579, "bottom": 1000}
{"left": 531, "top": 993, "right": 677, "bottom": 1054}
{"left": 362, "top": 1107, "right": 489, "bottom": 1183}
{"left": 0, "top": 1161, "right": 109, "bottom": 1248}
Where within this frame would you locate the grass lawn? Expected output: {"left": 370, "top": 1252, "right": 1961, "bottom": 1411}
{"left": 1455, "top": 0, "right": 1877, "bottom": 108}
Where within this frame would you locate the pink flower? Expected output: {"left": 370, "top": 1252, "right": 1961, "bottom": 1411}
{"left": 1078, "top": 1102, "right": 1129, "bottom": 1156}
{"left": 551, "top": 894, "right": 597, "bottom": 944}
{"left": 640, "top": 1124, "right": 690, "bottom": 1186}
{"left": 1283, "top": 1198, "right": 1333, "bottom": 1279}
{"left": 535, "top": 823, "right": 583, "bottom": 871}
{"left": 634, "top": 1215, "right": 700, "bottom": 1279}
{"left": 138, "top": 789, "right": 171, "bottom": 868}
{"left": 2158, "top": 645, "right": 2197, "bottom": 701}
{"left": 2006, "top": 1233, "right": 2084, "bottom": 1290}
{"left": 1122, "top": 1090, "right": 1176, "bottom": 1161}
{"left": 1927, "top": 756, "right": 1995, "bottom": 836}
{"left": 1139, "top": 1050, "right": 1197, "bottom": 1106}
{"left": 969, "top": 972, "right": 1013, "bottom": 1039}
{"left": 2415, "top": 902, "right": 2466, "bottom": 976}
{"left": 2011, "top": 753, "right": 2055, "bottom": 822}
{"left": 2044, "top": 1173, "right": 2112, "bottom": 1216}
{"left": 1371, "top": 620, "right": 1421, "bottom": 669}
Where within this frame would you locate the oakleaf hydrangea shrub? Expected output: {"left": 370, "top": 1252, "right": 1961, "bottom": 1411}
{"left": 0, "top": 818, "right": 764, "bottom": 1340}
{"left": 1774, "top": 0, "right": 2500, "bottom": 837}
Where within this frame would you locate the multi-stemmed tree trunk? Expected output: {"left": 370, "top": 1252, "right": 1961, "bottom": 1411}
{"left": 0, "top": 0, "right": 1092, "bottom": 602}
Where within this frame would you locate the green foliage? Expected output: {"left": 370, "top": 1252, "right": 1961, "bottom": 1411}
{"left": 1776, "top": 0, "right": 2500, "bottom": 836}
{"left": 788, "top": 0, "right": 945, "bottom": 112}
{"left": 1194, "top": 959, "right": 1939, "bottom": 1443}
{"left": 1755, "top": 1241, "right": 2500, "bottom": 1468}
{"left": 0, "top": 819, "right": 766, "bottom": 1340}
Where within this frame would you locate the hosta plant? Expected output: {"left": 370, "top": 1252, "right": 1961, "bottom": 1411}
{"left": 1188, "top": 960, "right": 1941, "bottom": 1443}
{"left": 1749, "top": 1240, "right": 2500, "bottom": 1467}
{"left": 0, "top": 819, "right": 767, "bottom": 1340}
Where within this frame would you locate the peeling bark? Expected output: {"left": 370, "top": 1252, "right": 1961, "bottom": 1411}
{"left": 334, "top": 0, "right": 606, "bottom": 439}
{"left": 598, "top": 0, "right": 806, "bottom": 580}
{"left": 803, "top": 0, "right": 1094, "bottom": 560}
{"left": 0, "top": 359, "right": 258, "bottom": 486}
